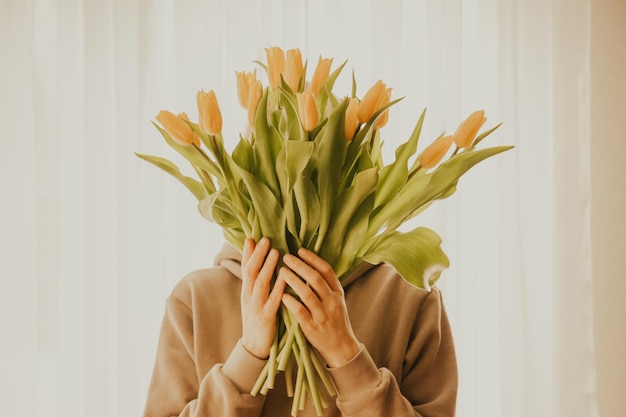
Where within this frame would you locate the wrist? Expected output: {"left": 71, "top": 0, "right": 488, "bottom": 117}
{"left": 324, "top": 339, "right": 361, "bottom": 368}
{"left": 241, "top": 338, "right": 269, "bottom": 360}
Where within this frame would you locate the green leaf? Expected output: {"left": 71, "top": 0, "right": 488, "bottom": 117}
{"left": 360, "top": 227, "right": 450, "bottom": 289}
{"left": 293, "top": 170, "right": 320, "bottom": 248}
{"left": 236, "top": 165, "right": 288, "bottom": 252}
{"left": 232, "top": 137, "right": 255, "bottom": 172}
{"left": 312, "top": 99, "right": 349, "bottom": 252}
{"left": 284, "top": 141, "right": 315, "bottom": 191}
{"left": 319, "top": 167, "right": 378, "bottom": 272}
{"left": 471, "top": 122, "right": 502, "bottom": 149}
{"left": 135, "top": 153, "right": 207, "bottom": 201}
{"left": 252, "top": 88, "right": 284, "bottom": 198}
{"left": 374, "top": 108, "right": 426, "bottom": 208}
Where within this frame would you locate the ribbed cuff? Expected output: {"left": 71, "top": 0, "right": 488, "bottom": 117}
{"left": 222, "top": 339, "right": 267, "bottom": 393}
{"left": 326, "top": 344, "right": 381, "bottom": 401}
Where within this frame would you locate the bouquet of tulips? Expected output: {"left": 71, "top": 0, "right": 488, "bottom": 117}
{"left": 137, "top": 47, "right": 511, "bottom": 416}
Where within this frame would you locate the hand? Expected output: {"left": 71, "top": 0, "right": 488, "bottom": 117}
{"left": 240, "top": 237, "right": 286, "bottom": 359}
{"left": 280, "top": 248, "right": 361, "bottom": 368}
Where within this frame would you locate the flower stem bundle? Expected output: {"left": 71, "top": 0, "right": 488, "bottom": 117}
{"left": 137, "top": 47, "right": 512, "bottom": 416}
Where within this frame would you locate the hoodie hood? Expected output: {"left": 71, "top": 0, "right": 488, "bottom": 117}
{"left": 213, "top": 243, "right": 378, "bottom": 288}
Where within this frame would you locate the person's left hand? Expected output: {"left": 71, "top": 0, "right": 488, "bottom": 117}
{"left": 279, "top": 248, "right": 361, "bottom": 368}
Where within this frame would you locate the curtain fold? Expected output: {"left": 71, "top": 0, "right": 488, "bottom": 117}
{"left": 0, "top": 1, "right": 599, "bottom": 416}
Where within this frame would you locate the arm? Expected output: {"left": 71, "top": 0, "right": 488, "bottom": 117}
{"left": 280, "top": 248, "right": 458, "bottom": 417}
{"left": 143, "top": 238, "right": 287, "bottom": 417}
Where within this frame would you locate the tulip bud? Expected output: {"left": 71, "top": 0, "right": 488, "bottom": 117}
{"left": 373, "top": 88, "right": 392, "bottom": 129}
{"left": 453, "top": 110, "right": 486, "bottom": 148}
{"left": 247, "top": 80, "right": 263, "bottom": 125}
{"left": 156, "top": 110, "right": 200, "bottom": 147}
{"left": 417, "top": 135, "right": 454, "bottom": 169}
{"left": 197, "top": 90, "right": 222, "bottom": 136}
{"left": 310, "top": 56, "right": 333, "bottom": 95}
{"left": 344, "top": 98, "right": 360, "bottom": 140}
{"left": 358, "top": 80, "right": 387, "bottom": 123}
{"left": 265, "top": 47, "right": 285, "bottom": 89}
{"left": 236, "top": 69, "right": 257, "bottom": 109}
{"left": 284, "top": 48, "right": 304, "bottom": 92}
{"left": 296, "top": 89, "right": 319, "bottom": 132}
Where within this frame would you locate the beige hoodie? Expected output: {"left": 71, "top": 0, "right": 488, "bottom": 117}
{"left": 143, "top": 244, "right": 457, "bottom": 417}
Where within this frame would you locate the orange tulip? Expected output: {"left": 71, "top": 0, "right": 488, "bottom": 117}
{"left": 236, "top": 69, "right": 256, "bottom": 109}
{"left": 156, "top": 110, "right": 200, "bottom": 147}
{"left": 265, "top": 47, "right": 285, "bottom": 89}
{"left": 310, "top": 56, "right": 333, "bottom": 95}
{"left": 296, "top": 89, "right": 319, "bottom": 131}
{"left": 284, "top": 48, "right": 304, "bottom": 92}
{"left": 344, "top": 98, "right": 360, "bottom": 140}
{"left": 417, "top": 135, "right": 454, "bottom": 169}
{"left": 247, "top": 79, "right": 263, "bottom": 125}
{"left": 452, "top": 110, "right": 486, "bottom": 148}
{"left": 373, "top": 88, "right": 392, "bottom": 129}
{"left": 357, "top": 80, "right": 387, "bottom": 123}
{"left": 197, "top": 90, "right": 222, "bottom": 136}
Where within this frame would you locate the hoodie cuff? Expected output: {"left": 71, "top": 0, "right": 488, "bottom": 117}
{"left": 222, "top": 339, "right": 267, "bottom": 393}
{"left": 326, "top": 344, "right": 381, "bottom": 401}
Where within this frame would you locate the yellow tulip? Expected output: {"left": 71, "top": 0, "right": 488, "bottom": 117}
{"left": 284, "top": 49, "right": 304, "bottom": 92}
{"left": 452, "top": 110, "right": 486, "bottom": 148}
{"left": 197, "top": 90, "right": 222, "bottom": 136}
{"left": 236, "top": 69, "right": 257, "bottom": 109}
{"left": 247, "top": 79, "right": 263, "bottom": 125}
{"left": 265, "top": 47, "right": 285, "bottom": 89}
{"left": 310, "top": 56, "right": 333, "bottom": 95}
{"left": 156, "top": 110, "right": 200, "bottom": 147}
{"left": 357, "top": 80, "right": 387, "bottom": 123}
{"left": 373, "top": 88, "right": 392, "bottom": 129}
{"left": 344, "top": 98, "right": 360, "bottom": 140}
{"left": 296, "top": 89, "right": 319, "bottom": 131}
{"left": 417, "top": 135, "right": 454, "bottom": 169}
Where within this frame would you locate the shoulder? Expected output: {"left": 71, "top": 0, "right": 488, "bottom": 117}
{"left": 169, "top": 266, "right": 241, "bottom": 311}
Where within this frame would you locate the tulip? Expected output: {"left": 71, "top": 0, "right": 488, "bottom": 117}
{"left": 284, "top": 49, "right": 304, "bottom": 92}
{"left": 156, "top": 110, "right": 200, "bottom": 147}
{"left": 296, "top": 89, "right": 319, "bottom": 131}
{"left": 197, "top": 90, "right": 223, "bottom": 136}
{"left": 452, "top": 110, "right": 486, "bottom": 148}
{"left": 417, "top": 135, "right": 454, "bottom": 169}
{"left": 373, "top": 88, "right": 392, "bottom": 129}
{"left": 236, "top": 69, "right": 257, "bottom": 109}
{"left": 344, "top": 98, "right": 360, "bottom": 140}
{"left": 310, "top": 56, "right": 333, "bottom": 95}
{"left": 247, "top": 79, "right": 263, "bottom": 125}
{"left": 265, "top": 47, "right": 285, "bottom": 89}
{"left": 357, "top": 80, "right": 387, "bottom": 123}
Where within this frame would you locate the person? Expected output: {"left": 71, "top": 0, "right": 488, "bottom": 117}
{"left": 142, "top": 237, "right": 458, "bottom": 416}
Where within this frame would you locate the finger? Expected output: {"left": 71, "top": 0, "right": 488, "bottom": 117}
{"left": 264, "top": 277, "right": 287, "bottom": 316}
{"left": 279, "top": 266, "right": 323, "bottom": 315}
{"left": 283, "top": 253, "right": 333, "bottom": 298}
{"left": 281, "top": 293, "right": 311, "bottom": 325}
{"left": 253, "top": 248, "right": 279, "bottom": 302}
{"left": 241, "top": 238, "right": 256, "bottom": 296}
{"left": 297, "top": 247, "right": 342, "bottom": 292}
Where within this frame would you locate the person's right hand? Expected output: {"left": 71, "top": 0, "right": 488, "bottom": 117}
{"left": 240, "top": 237, "right": 286, "bottom": 359}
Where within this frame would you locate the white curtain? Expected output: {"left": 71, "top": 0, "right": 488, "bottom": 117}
{"left": 0, "top": 0, "right": 602, "bottom": 416}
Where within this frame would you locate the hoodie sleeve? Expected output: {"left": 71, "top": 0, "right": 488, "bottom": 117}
{"left": 326, "top": 287, "right": 458, "bottom": 417}
{"left": 142, "top": 295, "right": 267, "bottom": 417}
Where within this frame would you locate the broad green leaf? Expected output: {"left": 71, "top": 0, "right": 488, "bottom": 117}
{"left": 136, "top": 153, "right": 207, "bottom": 201}
{"left": 293, "top": 171, "right": 320, "bottom": 248}
{"left": 284, "top": 141, "right": 315, "bottom": 191}
{"left": 252, "top": 88, "right": 283, "bottom": 199}
{"left": 335, "top": 193, "right": 375, "bottom": 278}
{"left": 312, "top": 99, "right": 349, "bottom": 252}
{"left": 232, "top": 137, "right": 255, "bottom": 172}
{"left": 360, "top": 227, "right": 450, "bottom": 290}
{"left": 374, "top": 108, "right": 426, "bottom": 208}
{"left": 236, "top": 166, "right": 288, "bottom": 252}
{"left": 319, "top": 168, "right": 378, "bottom": 266}
{"left": 317, "top": 60, "right": 348, "bottom": 117}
